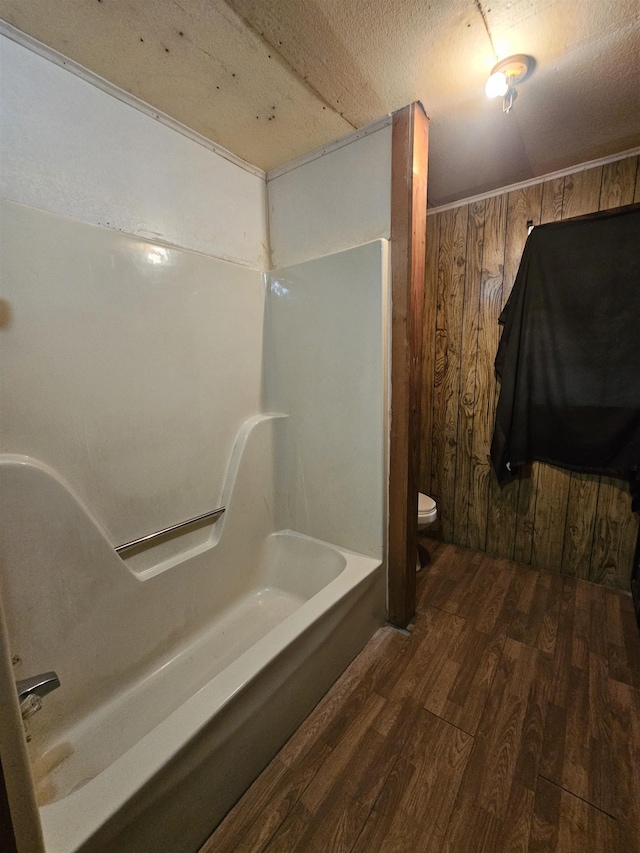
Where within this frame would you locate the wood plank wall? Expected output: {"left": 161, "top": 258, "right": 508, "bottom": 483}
{"left": 420, "top": 154, "right": 640, "bottom": 590}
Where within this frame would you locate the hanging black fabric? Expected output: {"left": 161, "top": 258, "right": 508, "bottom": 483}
{"left": 491, "top": 204, "right": 640, "bottom": 510}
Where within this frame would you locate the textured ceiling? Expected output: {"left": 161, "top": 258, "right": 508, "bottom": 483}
{"left": 1, "top": 0, "right": 639, "bottom": 206}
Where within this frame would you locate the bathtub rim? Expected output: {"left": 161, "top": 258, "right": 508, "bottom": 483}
{"left": 37, "top": 531, "right": 382, "bottom": 853}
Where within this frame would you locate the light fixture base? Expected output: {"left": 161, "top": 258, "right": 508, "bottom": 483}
{"left": 489, "top": 54, "right": 534, "bottom": 86}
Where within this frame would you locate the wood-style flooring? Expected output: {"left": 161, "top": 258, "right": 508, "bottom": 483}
{"left": 200, "top": 540, "right": 640, "bottom": 853}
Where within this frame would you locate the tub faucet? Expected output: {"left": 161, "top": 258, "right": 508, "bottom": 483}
{"left": 16, "top": 672, "right": 61, "bottom": 720}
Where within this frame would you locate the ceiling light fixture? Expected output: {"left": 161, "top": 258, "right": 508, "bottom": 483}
{"left": 485, "top": 54, "right": 534, "bottom": 113}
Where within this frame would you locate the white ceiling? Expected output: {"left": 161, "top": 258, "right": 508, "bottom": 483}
{"left": 1, "top": 0, "right": 639, "bottom": 207}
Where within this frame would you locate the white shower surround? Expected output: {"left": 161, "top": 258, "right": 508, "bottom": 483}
{"left": 1, "top": 435, "right": 384, "bottom": 853}
{"left": 0, "top": 33, "right": 393, "bottom": 853}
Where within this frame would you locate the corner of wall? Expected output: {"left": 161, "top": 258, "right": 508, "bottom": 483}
{"left": 0, "top": 30, "right": 268, "bottom": 270}
{"left": 266, "top": 121, "right": 392, "bottom": 269}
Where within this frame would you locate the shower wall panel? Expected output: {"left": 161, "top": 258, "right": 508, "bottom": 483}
{"left": 265, "top": 241, "right": 389, "bottom": 559}
{"left": 0, "top": 199, "right": 265, "bottom": 548}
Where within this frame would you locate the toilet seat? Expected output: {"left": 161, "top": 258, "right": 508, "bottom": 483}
{"left": 418, "top": 492, "right": 437, "bottom": 524}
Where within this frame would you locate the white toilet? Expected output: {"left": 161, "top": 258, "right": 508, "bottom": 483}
{"left": 417, "top": 492, "right": 437, "bottom": 571}
{"left": 418, "top": 492, "right": 437, "bottom": 530}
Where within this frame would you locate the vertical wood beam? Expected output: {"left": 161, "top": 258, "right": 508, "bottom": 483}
{"left": 388, "top": 103, "right": 429, "bottom": 627}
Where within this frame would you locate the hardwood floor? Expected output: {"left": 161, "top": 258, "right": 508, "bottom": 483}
{"left": 200, "top": 540, "right": 640, "bottom": 852}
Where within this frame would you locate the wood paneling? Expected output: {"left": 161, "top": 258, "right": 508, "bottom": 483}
{"left": 486, "top": 183, "right": 545, "bottom": 560}
{"left": 420, "top": 155, "right": 640, "bottom": 589}
{"left": 420, "top": 211, "right": 439, "bottom": 493}
{"left": 432, "top": 205, "right": 468, "bottom": 542}
{"left": 388, "top": 102, "right": 429, "bottom": 627}
{"left": 202, "top": 542, "right": 640, "bottom": 852}
{"left": 467, "top": 194, "right": 507, "bottom": 553}
{"left": 454, "top": 200, "right": 486, "bottom": 548}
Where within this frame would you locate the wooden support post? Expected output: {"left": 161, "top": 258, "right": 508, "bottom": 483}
{"left": 388, "top": 103, "right": 429, "bottom": 627}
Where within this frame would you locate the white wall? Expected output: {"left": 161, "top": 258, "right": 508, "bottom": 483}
{"left": 265, "top": 126, "right": 393, "bottom": 557}
{"left": 0, "top": 199, "right": 265, "bottom": 546}
{"left": 267, "top": 122, "right": 392, "bottom": 269}
{"left": 0, "top": 34, "right": 268, "bottom": 269}
{"left": 265, "top": 241, "right": 389, "bottom": 558}
{"left": 0, "top": 33, "right": 269, "bottom": 546}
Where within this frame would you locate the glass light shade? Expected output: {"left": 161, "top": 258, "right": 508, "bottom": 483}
{"left": 485, "top": 71, "right": 509, "bottom": 98}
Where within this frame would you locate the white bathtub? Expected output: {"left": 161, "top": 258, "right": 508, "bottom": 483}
{"left": 34, "top": 530, "right": 384, "bottom": 853}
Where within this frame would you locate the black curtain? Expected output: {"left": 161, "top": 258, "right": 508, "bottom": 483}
{"left": 491, "top": 204, "right": 640, "bottom": 514}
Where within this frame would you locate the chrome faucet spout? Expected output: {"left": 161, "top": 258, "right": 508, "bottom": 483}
{"left": 16, "top": 672, "right": 61, "bottom": 703}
